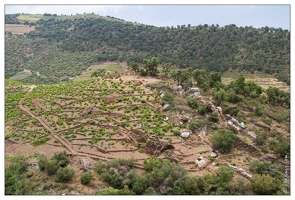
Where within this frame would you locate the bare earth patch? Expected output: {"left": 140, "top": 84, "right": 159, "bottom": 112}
{"left": 5, "top": 24, "right": 36, "bottom": 35}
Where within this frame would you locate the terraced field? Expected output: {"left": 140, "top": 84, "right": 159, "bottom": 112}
{"left": 5, "top": 77, "right": 214, "bottom": 174}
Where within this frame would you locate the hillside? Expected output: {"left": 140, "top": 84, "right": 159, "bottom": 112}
{"left": 5, "top": 66, "right": 290, "bottom": 194}
{"left": 5, "top": 12, "right": 290, "bottom": 195}
{"left": 5, "top": 13, "right": 290, "bottom": 84}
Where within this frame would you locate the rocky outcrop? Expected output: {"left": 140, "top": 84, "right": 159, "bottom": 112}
{"left": 144, "top": 136, "right": 174, "bottom": 156}
{"left": 195, "top": 156, "right": 208, "bottom": 169}
{"left": 129, "top": 129, "right": 149, "bottom": 143}
{"left": 180, "top": 130, "right": 192, "bottom": 138}
{"left": 234, "top": 137, "right": 260, "bottom": 153}
{"left": 259, "top": 153, "right": 279, "bottom": 163}
{"left": 227, "top": 163, "right": 252, "bottom": 179}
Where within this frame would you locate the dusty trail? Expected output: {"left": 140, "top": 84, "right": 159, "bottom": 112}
{"left": 19, "top": 85, "right": 78, "bottom": 156}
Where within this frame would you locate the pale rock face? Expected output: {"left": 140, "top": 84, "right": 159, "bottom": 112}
{"left": 187, "top": 87, "right": 200, "bottom": 94}
{"left": 195, "top": 156, "right": 207, "bottom": 169}
{"left": 163, "top": 104, "right": 170, "bottom": 110}
{"left": 210, "top": 152, "right": 217, "bottom": 158}
{"left": 216, "top": 106, "right": 222, "bottom": 112}
{"left": 227, "top": 163, "right": 252, "bottom": 179}
{"left": 247, "top": 131, "right": 257, "bottom": 139}
{"left": 190, "top": 91, "right": 201, "bottom": 98}
{"left": 172, "top": 85, "right": 182, "bottom": 91}
{"left": 239, "top": 122, "right": 246, "bottom": 129}
{"left": 181, "top": 131, "right": 191, "bottom": 138}
{"left": 179, "top": 90, "right": 185, "bottom": 96}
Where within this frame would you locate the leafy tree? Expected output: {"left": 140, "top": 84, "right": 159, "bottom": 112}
{"left": 210, "top": 129, "right": 237, "bottom": 153}
{"left": 80, "top": 172, "right": 93, "bottom": 185}
{"left": 250, "top": 174, "right": 282, "bottom": 195}
{"left": 55, "top": 167, "right": 75, "bottom": 183}
{"left": 208, "top": 72, "right": 223, "bottom": 88}
{"left": 192, "top": 69, "right": 209, "bottom": 90}
{"left": 170, "top": 68, "right": 192, "bottom": 86}
{"left": 266, "top": 87, "right": 290, "bottom": 107}
{"left": 161, "top": 62, "right": 173, "bottom": 77}
{"left": 143, "top": 57, "right": 159, "bottom": 76}
{"left": 228, "top": 76, "right": 263, "bottom": 98}
{"left": 212, "top": 89, "right": 227, "bottom": 105}
{"left": 128, "top": 61, "right": 139, "bottom": 72}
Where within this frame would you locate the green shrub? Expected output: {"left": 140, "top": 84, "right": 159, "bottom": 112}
{"left": 38, "top": 154, "right": 48, "bottom": 171}
{"left": 162, "top": 93, "right": 174, "bottom": 104}
{"left": 210, "top": 129, "right": 237, "bottom": 153}
{"left": 224, "top": 106, "right": 240, "bottom": 116}
{"left": 139, "top": 148, "right": 144, "bottom": 153}
{"left": 172, "top": 130, "right": 180, "bottom": 136}
{"left": 187, "top": 97, "right": 198, "bottom": 109}
{"left": 31, "top": 137, "right": 51, "bottom": 146}
{"left": 188, "top": 122, "right": 196, "bottom": 132}
{"left": 197, "top": 106, "right": 208, "bottom": 115}
{"left": 80, "top": 172, "right": 93, "bottom": 185}
{"left": 45, "top": 159, "right": 60, "bottom": 176}
{"left": 55, "top": 167, "right": 74, "bottom": 183}
{"left": 228, "top": 93, "right": 243, "bottom": 103}
{"left": 208, "top": 112, "right": 219, "bottom": 123}
{"left": 52, "top": 151, "right": 70, "bottom": 168}
{"left": 251, "top": 174, "right": 282, "bottom": 195}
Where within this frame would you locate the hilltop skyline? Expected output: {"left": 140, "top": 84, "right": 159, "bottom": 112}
{"left": 4, "top": 4, "right": 290, "bottom": 30}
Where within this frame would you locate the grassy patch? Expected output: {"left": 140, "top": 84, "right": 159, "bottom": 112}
{"left": 17, "top": 14, "right": 43, "bottom": 22}
{"left": 74, "top": 63, "right": 122, "bottom": 80}
{"left": 10, "top": 71, "right": 32, "bottom": 80}
{"left": 31, "top": 137, "right": 51, "bottom": 146}
{"left": 222, "top": 69, "right": 290, "bottom": 92}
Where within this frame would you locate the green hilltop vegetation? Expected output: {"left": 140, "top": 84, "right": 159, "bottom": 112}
{"left": 5, "top": 13, "right": 290, "bottom": 84}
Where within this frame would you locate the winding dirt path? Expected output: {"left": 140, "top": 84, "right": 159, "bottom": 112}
{"left": 19, "top": 86, "right": 78, "bottom": 156}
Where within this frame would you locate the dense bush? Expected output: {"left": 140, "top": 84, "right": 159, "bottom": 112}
{"left": 55, "top": 167, "right": 75, "bottom": 183}
{"left": 251, "top": 174, "right": 282, "bottom": 195}
{"left": 210, "top": 129, "right": 237, "bottom": 153}
{"left": 208, "top": 112, "right": 219, "bottom": 123}
{"left": 223, "top": 106, "right": 240, "bottom": 116}
{"left": 52, "top": 151, "right": 70, "bottom": 167}
{"left": 249, "top": 160, "right": 284, "bottom": 182}
{"left": 38, "top": 154, "right": 48, "bottom": 171}
{"left": 187, "top": 97, "right": 198, "bottom": 109}
{"left": 80, "top": 172, "right": 93, "bottom": 185}
{"left": 5, "top": 156, "right": 33, "bottom": 195}
{"left": 45, "top": 159, "right": 60, "bottom": 176}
